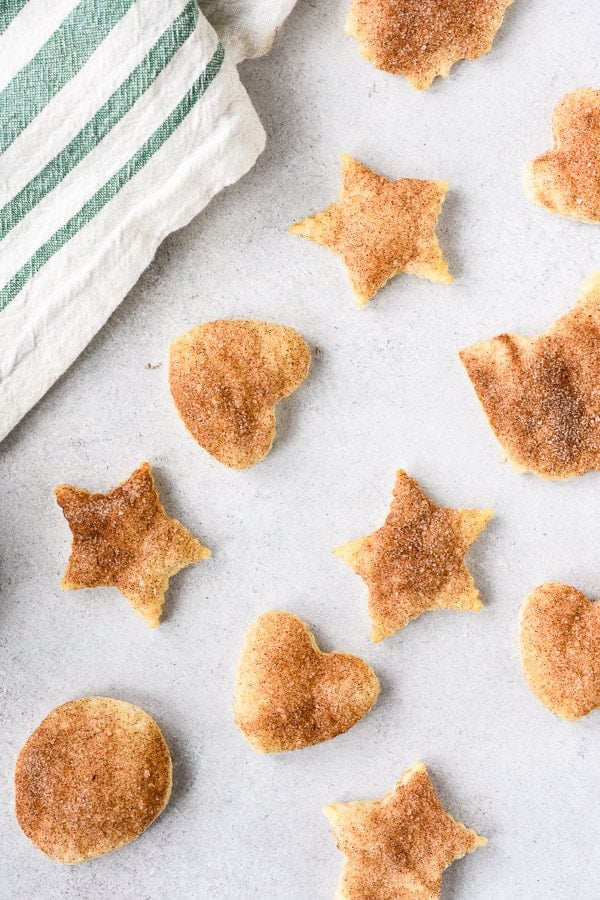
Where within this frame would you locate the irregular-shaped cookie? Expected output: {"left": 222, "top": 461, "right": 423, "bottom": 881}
{"left": 334, "top": 470, "right": 492, "bottom": 641}
{"left": 525, "top": 89, "right": 600, "bottom": 223}
{"left": 55, "top": 461, "right": 210, "bottom": 627}
{"left": 346, "top": 0, "right": 513, "bottom": 90}
{"left": 169, "top": 320, "right": 311, "bottom": 468}
{"left": 324, "top": 762, "right": 486, "bottom": 899}
{"left": 290, "top": 155, "right": 451, "bottom": 305}
{"left": 15, "top": 697, "right": 172, "bottom": 863}
{"left": 234, "top": 610, "right": 380, "bottom": 752}
{"left": 520, "top": 583, "right": 600, "bottom": 721}
{"left": 460, "top": 273, "right": 600, "bottom": 479}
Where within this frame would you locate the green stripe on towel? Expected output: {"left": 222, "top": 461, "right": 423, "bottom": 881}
{"left": 0, "top": 0, "right": 28, "bottom": 35}
{"left": 0, "top": 0, "right": 198, "bottom": 241}
{"left": 0, "top": 42, "right": 225, "bottom": 311}
{"left": 0, "top": 0, "right": 136, "bottom": 153}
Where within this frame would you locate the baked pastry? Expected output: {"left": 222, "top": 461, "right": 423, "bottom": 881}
{"left": 525, "top": 89, "right": 600, "bottom": 222}
{"left": 324, "top": 762, "right": 486, "bottom": 898}
{"left": 55, "top": 461, "right": 210, "bottom": 627}
{"left": 520, "top": 582, "right": 600, "bottom": 720}
{"left": 334, "top": 470, "right": 492, "bottom": 641}
{"left": 14, "top": 697, "right": 172, "bottom": 862}
{"left": 169, "top": 320, "right": 311, "bottom": 468}
{"left": 234, "top": 610, "right": 380, "bottom": 752}
{"left": 460, "top": 273, "right": 600, "bottom": 479}
{"left": 290, "top": 155, "right": 451, "bottom": 305}
{"left": 346, "top": 0, "right": 514, "bottom": 89}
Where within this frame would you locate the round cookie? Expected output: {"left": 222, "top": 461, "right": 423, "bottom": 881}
{"left": 15, "top": 697, "right": 172, "bottom": 862}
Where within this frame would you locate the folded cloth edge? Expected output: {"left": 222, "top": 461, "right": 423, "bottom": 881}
{"left": 0, "top": 0, "right": 301, "bottom": 443}
{"left": 0, "top": 86, "right": 266, "bottom": 444}
{"left": 200, "top": 0, "right": 298, "bottom": 62}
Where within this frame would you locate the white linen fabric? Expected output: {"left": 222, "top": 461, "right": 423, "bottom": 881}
{"left": 0, "top": 0, "right": 295, "bottom": 442}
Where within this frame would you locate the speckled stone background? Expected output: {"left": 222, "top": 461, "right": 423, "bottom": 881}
{"left": 2, "top": 1, "right": 600, "bottom": 897}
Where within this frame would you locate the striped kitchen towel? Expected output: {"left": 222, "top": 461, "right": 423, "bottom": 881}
{"left": 0, "top": 0, "right": 295, "bottom": 442}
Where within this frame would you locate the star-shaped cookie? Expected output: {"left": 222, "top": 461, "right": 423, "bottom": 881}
{"left": 334, "top": 470, "right": 492, "bottom": 641}
{"left": 290, "top": 155, "right": 451, "bottom": 305}
{"left": 525, "top": 89, "right": 600, "bottom": 223}
{"left": 460, "top": 272, "right": 600, "bottom": 479}
{"left": 55, "top": 462, "right": 210, "bottom": 627}
{"left": 346, "top": 0, "right": 514, "bottom": 90}
{"left": 324, "top": 762, "right": 486, "bottom": 899}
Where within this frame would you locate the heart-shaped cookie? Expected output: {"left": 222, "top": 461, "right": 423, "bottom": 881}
{"left": 234, "top": 611, "right": 380, "bottom": 752}
{"left": 520, "top": 582, "right": 600, "bottom": 720}
{"left": 168, "top": 320, "right": 311, "bottom": 469}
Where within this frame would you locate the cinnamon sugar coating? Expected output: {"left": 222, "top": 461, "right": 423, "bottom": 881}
{"left": 324, "top": 762, "right": 486, "bottom": 899}
{"left": 520, "top": 583, "right": 600, "bottom": 721}
{"left": 55, "top": 462, "right": 210, "bottom": 627}
{"left": 346, "top": 0, "right": 513, "bottom": 89}
{"left": 169, "top": 320, "right": 311, "bottom": 469}
{"left": 525, "top": 89, "right": 600, "bottom": 222}
{"left": 14, "top": 697, "right": 172, "bottom": 863}
{"left": 234, "top": 611, "right": 380, "bottom": 753}
{"left": 290, "top": 155, "right": 451, "bottom": 305}
{"left": 460, "top": 272, "right": 600, "bottom": 479}
{"left": 334, "top": 470, "right": 492, "bottom": 641}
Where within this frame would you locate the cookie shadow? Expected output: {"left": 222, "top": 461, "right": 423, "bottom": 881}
{"left": 428, "top": 768, "right": 489, "bottom": 900}
{"left": 482, "top": 0, "right": 524, "bottom": 57}
{"left": 269, "top": 341, "right": 324, "bottom": 462}
{"left": 423, "top": 0, "right": 524, "bottom": 96}
{"left": 159, "top": 721, "right": 194, "bottom": 812}
{"left": 437, "top": 188, "right": 464, "bottom": 282}
{"left": 441, "top": 843, "right": 487, "bottom": 900}
{"left": 464, "top": 513, "right": 497, "bottom": 610}
{"left": 149, "top": 465, "right": 214, "bottom": 628}
{"left": 371, "top": 664, "right": 394, "bottom": 711}
{"left": 105, "top": 685, "right": 195, "bottom": 815}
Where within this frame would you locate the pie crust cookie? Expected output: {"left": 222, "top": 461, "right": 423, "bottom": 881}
{"left": 290, "top": 155, "right": 451, "bottom": 305}
{"left": 234, "top": 610, "right": 380, "bottom": 752}
{"left": 324, "top": 762, "right": 486, "bottom": 899}
{"left": 460, "top": 272, "right": 600, "bottom": 479}
{"left": 169, "top": 320, "right": 311, "bottom": 468}
{"left": 525, "top": 89, "right": 600, "bottom": 223}
{"left": 346, "top": 0, "right": 514, "bottom": 89}
{"left": 14, "top": 697, "right": 172, "bottom": 863}
{"left": 55, "top": 461, "right": 210, "bottom": 627}
{"left": 520, "top": 582, "right": 600, "bottom": 721}
{"left": 334, "top": 470, "right": 492, "bottom": 641}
